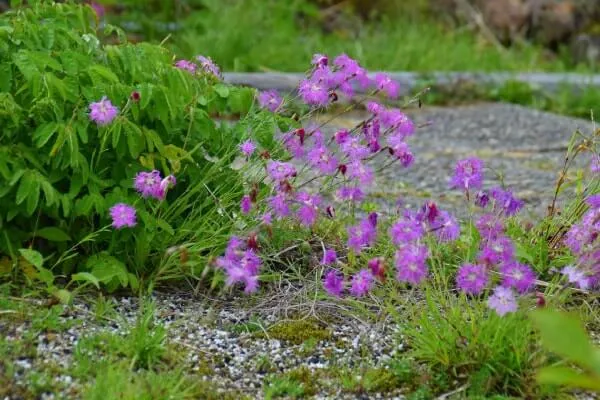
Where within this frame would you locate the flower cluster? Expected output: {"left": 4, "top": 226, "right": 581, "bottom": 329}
{"left": 296, "top": 53, "right": 399, "bottom": 108}
{"left": 215, "top": 236, "right": 260, "bottom": 293}
{"left": 134, "top": 170, "right": 177, "bottom": 200}
{"left": 213, "top": 52, "right": 598, "bottom": 320}
{"left": 561, "top": 194, "right": 600, "bottom": 289}
{"left": 175, "top": 55, "right": 221, "bottom": 78}
{"left": 107, "top": 170, "right": 177, "bottom": 229}
{"left": 448, "top": 157, "right": 535, "bottom": 315}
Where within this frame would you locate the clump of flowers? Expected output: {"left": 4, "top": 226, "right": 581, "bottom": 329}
{"left": 173, "top": 55, "right": 221, "bottom": 78}
{"left": 560, "top": 194, "right": 600, "bottom": 288}
{"left": 210, "top": 51, "right": 599, "bottom": 321}
{"left": 134, "top": 170, "right": 176, "bottom": 200}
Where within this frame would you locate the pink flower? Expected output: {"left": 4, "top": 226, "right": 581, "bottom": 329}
{"left": 269, "top": 193, "right": 290, "bottom": 218}
{"left": 561, "top": 266, "right": 590, "bottom": 290}
{"left": 295, "top": 192, "right": 321, "bottom": 227}
{"left": 311, "top": 53, "right": 329, "bottom": 67}
{"left": 134, "top": 170, "right": 162, "bottom": 198}
{"left": 174, "top": 60, "right": 197, "bottom": 73}
{"left": 456, "top": 263, "right": 488, "bottom": 295}
{"left": 322, "top": 249, "right": 337, "bottom": 265}
{"left": 307, "top": 146, "right": 338, "bottom": 175}
{"left": 89, "top": 97, "right": 118, "bottom": 125}
{"left": 298, "top": 79, "right": 329, "bottom": 106}
{"left": 258, "top": 90, "right": 283, "bottom": 112}
{"left": 450, "top": 157, "right": 485, "bottom": 192}
{"left": 500, "top": 262, "right": 536, "bottom": 293}
{"left": 350, "top": 269, "right": 374, "bottom": 297}
{"left": 267, "top": 161, "right": 296, "bottom": 182}
{"left": 487, "top": 286, "right": 518, "bottom": 316}
{"left": 335, "top": 186, "right": 364, "bottom": 203}
{"left": 373, "top": 73, "right": 400, "bottom": 99}
{"left": 90, "top": 1, "right": 105, "bottom": 18}
{"left": 368, "top": 257, "right": 386, "bottom": 281}
{"left": 196, "top": 55, "right": 220, "bottom": 77}
{"left": 478, "top": 236, "right": 515, "bottom": 266}
{"left": 395, "top": 244, "right": 429, "bottom": 285}
{"left": 347, "top": 161, "right": 374, "bottom": 186}
{"left": 109, "top": 203, "right": 137, "bottom": 229}
{"left": 323, "top": 270, "right": 344, "bottom": 297}
{"left": 389, "top": 217, "right": 424, "bottom": 245}
{"left": 240, "top": 195, "right": 252, "bottom": 214}
{"left": 240, "top": 140, "right": 257, "bottom": 157}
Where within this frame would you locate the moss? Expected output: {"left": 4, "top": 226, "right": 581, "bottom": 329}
{"left": 258, "top": 318, "right": 332, "bottom": 345}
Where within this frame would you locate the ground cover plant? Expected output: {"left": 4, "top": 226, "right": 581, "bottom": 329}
{"left": 1, "top": 1, "right": 600, "bottom": 399}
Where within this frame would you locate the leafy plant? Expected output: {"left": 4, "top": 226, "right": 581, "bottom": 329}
{"left": 0, "top": 1, "right": 265, "bottom": 285}
{"left": 531, "top": 309, "right": 600, "bottom": 392}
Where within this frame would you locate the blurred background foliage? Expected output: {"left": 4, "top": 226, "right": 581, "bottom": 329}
{"left": 53, "top": 0, "right": 600, "bottom": 73}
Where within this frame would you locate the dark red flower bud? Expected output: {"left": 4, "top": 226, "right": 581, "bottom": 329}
{"left": 337, "top": 164, "right": 347, "bottom": 175}
{"left": 295, "top": 128, "right": 305, "bottom": 145}
{"left": 329, "top": 91, "right": 338, "bottom": 102}
{"left": 250, "top": 184, "right": 258, "bottom": 203}
{"left": 260, "top": 151, "right": 271, "bottom": 160}
{"left": 326, "top": 205, "right": 336, "bottom": 219}
{"left": 247, "top": 232, "right": 259, "bottom": 251}
{"left": 130, "top": 91, "right": 140, "bottom": 102}
{"left": 536, "top": 292, "right": 546, "bottom": 308}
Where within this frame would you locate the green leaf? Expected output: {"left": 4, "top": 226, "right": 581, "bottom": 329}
{"left": 34, "top": 227, "right": 71, "bottom": 242}
{"left": 531, "top": 309, "right": 600, "bottom": 376}
{"left": 15, "top": 172, "right": 40, "bottom": 206}
{"left": 53, "top": 289, "right": 72, "bottom": 305}
{"left": 18, "top": 248, "right": 44, "bottom": 269}
{"left": 537, "top": 366, "right": 600, "bottom": 390}
{"left": 0, "top": 63, "right": 12, "bottom": 92}
{"left": 139, "top": 83, "right": 153, "bottom": 109}
{"left": 70, "top": 272, "right": 100, "bottom": 289}
{"left": 86, "top": 253, "right": 130, "bottom": 291}
{"left": 214, "top": 84, "right": 230, "bottom": 98}
{"left": 156, "top": 219, "right": 174, "bottom": 236}
{"left": 124, "top": 120, "right": 144, "bottom": 158}
{"left": 87, "top": 65, "right": 120, "bottom": 84}
{"left": 33, "top": 122, "right": 59, "bottom": 148}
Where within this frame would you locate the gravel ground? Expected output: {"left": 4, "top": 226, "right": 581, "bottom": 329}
{"left": 316, "top": 102, "right": 595, "bottom": 218}
{"left": 3, "top": 291, "right": 406, "bottom": 399}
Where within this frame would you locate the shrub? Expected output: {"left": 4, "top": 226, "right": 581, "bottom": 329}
{"left": 0, "top": 1, "right": 265, "bottom": 289}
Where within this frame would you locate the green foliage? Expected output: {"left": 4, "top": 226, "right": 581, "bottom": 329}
{"left": 0, "top": 1, "right": 264, "bottom": 285}
{"left": 531, "top": 309, "right": 600, "bottom": 392}
{"left": 404, "top": 288, "right": 546, "bottom": 397}
{"left": 167, "top": 0, "right": 557, "bottom": 73}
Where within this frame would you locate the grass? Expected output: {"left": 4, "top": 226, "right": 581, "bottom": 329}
{"left": 110, "top": 0, "right": 584, "bottom": 74}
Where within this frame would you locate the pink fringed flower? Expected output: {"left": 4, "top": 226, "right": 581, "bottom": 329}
{"left": 89, "top": 97, "right": 118, "bottom": 125}
{"left": 109, "top": 203, "right": 137, "bottom": 229}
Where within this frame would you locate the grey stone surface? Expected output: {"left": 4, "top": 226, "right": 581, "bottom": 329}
{"left": 223, "top": 71, "right": 600, "bottom": 96}
{"left": 313, "top": 103, "right": 595, "bottom": 218}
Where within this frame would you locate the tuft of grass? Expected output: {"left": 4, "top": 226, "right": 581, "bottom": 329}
{"left": 402, "top": 288, "right": 552, "bottom": 398}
